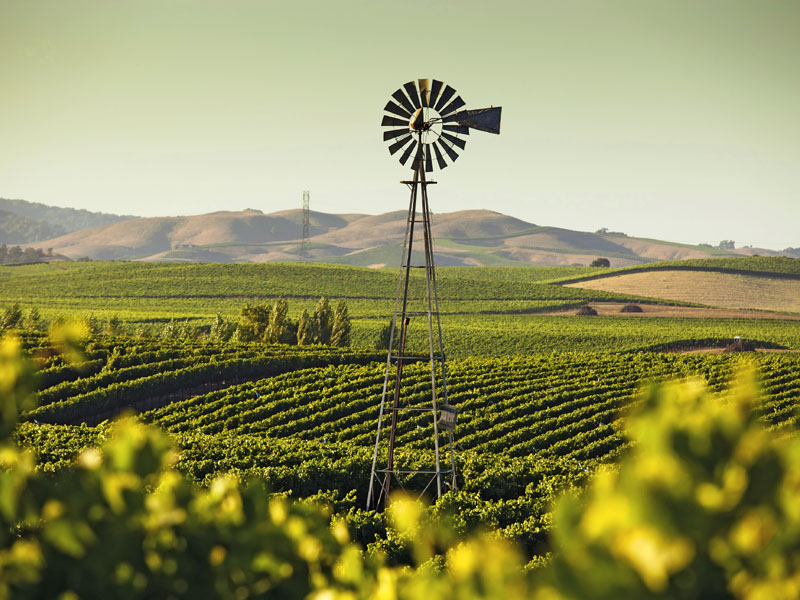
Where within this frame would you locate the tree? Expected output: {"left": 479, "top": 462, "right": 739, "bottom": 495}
{"left": 590, "top": 257, "right": 610, "bottom": 268}
{"left": 105, "top": 314, "right": 124, "bottom": 336}
{"left": 209, "top": 314, "right": 235, "bottom": 342}
{"left": 313, "top": 297, "right": 333, "bottom": 344}
{"left": 25, "top": 306, "right": 43, "bottom": 332}
{"left": 1, "top": 303, "right": 23, "bottom": 330}
{"left": 239, "top": 303, "right": 272, "bottom": 342}
{"left": 296, "top": 309, "right": 316, "bottom": 345}
{"left": 330, "top": 300, "right": 351, "bottom": 347}
{"left": 718, "top": 240, "right": 736, "bottom": 250}
{"left": 266, "top": 299, "right": 289, "bottom": 343}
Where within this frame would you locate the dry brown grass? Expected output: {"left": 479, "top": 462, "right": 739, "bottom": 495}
{"left": 567, "top": 271, "right": 800, "bottom": 313}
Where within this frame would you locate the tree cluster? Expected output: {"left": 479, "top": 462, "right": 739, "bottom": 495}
{"left": 0, "top": 208, "right": 65, "bottom": 244}
{"left": 235, "top": 297, "right": 351, "bottom": 347}
{"left": 0, "top": 244, "right": 51, "bottom": 265}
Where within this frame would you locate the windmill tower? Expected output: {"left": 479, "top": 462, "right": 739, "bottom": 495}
{"left": 366, "top": 79, "right": 502, "bottom": 510}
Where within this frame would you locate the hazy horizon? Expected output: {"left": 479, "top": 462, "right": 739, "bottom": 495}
{"left": 2, "top": 0, "right": 798, "bottom": 250}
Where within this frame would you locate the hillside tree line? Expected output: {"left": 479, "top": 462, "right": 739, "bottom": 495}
{"left": 0, "top": 244, "right": 51, "bottom": 265}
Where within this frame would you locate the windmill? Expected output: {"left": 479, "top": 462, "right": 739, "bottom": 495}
{"left": 366, "top": 79, "right": 501, "bottom": 510}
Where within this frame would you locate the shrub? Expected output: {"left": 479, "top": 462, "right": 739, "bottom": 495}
{"left": 725, "top": 338, "right": 755, "bottom": 352}
{"left": 576, "top": 305, "right": 598, "bottom": 316}
{"left": 590, "top": 258, "right": 611, "bottom": 268}
{"left": 620, "top": 304, "right": 643, "bottom": 313}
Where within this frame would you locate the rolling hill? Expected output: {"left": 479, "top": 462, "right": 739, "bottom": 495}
{"left": 0, "top": 198, "right": 135, "bottom": 244}
{"left": 24, "top": 207, "right": 792, "bottom": 267}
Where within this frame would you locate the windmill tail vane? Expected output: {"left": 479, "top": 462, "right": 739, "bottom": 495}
{"left": 367, "top": 79, "right": 502, "bottom": 511}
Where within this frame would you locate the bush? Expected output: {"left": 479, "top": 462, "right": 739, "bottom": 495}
{"left": 725, "top": 338, "right": 755, "bottom": 352}
{"left": 590, "top": 258, "right": 611, "bottom": 268}
{"left": 620, "top": 304, "right": 643, "bottom": 313}
{"left": 576, "top": 305, "right": 598, "bottom": 316}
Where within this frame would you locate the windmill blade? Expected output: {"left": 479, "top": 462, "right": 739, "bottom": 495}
{"left": 432, "top": 142, "right": 447, "bottom": 170}
{"left": 454, "top": 107, "right": 502, "bottom": 134}
{"left": 392, "top": 88, "right": 416, "bottom": 114}
{"left": 440, "top": 95, "right": 466, "bottom": 116}
{"left": 388, "top": 135, "right": 412, "bottom": 155}
{"left": 433, "top": 85, "right": 456, "bottom": 112}
{"left": 441, "top": 131, "right": 466, "bottom": 150}
{"left": 399, "top": 142, "right": 416, "bottom": 166}
{"left": 403, "top": 81, "right": 421, "bottom": 110}
{"left": 382, "top": 115, "right": 410, "bottom": 127}
{"left": 429, "top": 80, "right": 444, "bottom": 109}
{"left": 385, "top": 100, "right": 412, "bottom": 119}
{"left": 418, "top": 78, "right": 431, "bottom": 107}
{"left": 436, "top": 139, "right": 459, "bottom": 163}
{"left": 442, "top": 124, "right": 470, "bottom": 135}
{"left": 425, "top": 149, "right": 434, "bottom": 172}
{"left": 383, "top": 128, "right": 410, "bottom": 141}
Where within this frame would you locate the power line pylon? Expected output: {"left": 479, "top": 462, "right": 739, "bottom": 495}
{"left": 301, "top": 190, "right": 310, "bottom": 261}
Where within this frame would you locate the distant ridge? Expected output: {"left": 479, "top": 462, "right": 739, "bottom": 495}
{"left": 22, "top": 206, "right": 794, "bottom": 267}
{"left": 0, "top": 198, "right": 135, "bottom": 244}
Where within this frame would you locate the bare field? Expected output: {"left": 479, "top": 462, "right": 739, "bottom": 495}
{"left": 566, "top": 271, "right": 800, "bottom": 314}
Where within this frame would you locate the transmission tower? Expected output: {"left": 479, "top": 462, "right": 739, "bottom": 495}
{"left": 366, "top": 79, "right": 501, "bottom": 510}
{"left": 301, "top": 190, "right": 310, "bottom": 260}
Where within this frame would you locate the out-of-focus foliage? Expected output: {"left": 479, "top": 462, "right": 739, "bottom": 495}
{"left": 0, "top": 332, "right": 360, "bottom": 599}
{"left": 534, "top": 372, "right": 800, "bottom": 600}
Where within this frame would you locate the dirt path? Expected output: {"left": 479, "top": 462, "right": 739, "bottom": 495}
{"left": 540, "top": 302, "right": 800, "bottom": 320}
{"left": 664, "top": 347, "right": 799, "bottom": 354}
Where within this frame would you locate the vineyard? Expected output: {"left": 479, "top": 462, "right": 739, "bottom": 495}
{"left": 12, "top": 331, "right": 800, "bottom": 559}
{"left": 3, "top": 257, "right": 800, "bottom": 596}
{"left": 4, "top": 260, "right": 800, "bottom": 357}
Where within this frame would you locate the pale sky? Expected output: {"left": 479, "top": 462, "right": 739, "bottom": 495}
{"left": 1, "top": 0, "right": 798, "bottom": 249}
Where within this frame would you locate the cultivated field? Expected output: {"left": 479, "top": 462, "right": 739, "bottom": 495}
{"left": 14, "top": 332, "right": 800, "bottom": 562}
{"left": 3, "top": 255, "right": 800, "bottom": 587}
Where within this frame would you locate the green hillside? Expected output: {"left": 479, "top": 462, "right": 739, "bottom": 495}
{"left": 0, "top": 209, "right": 66, "bottom": 244}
